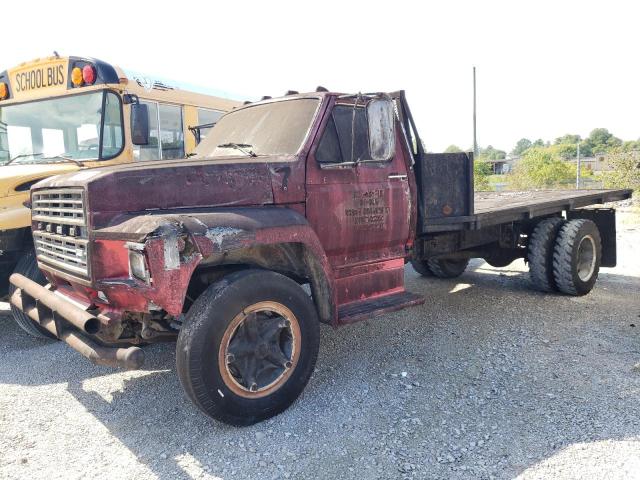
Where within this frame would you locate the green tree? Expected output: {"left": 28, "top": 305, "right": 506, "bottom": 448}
{"left": 474, "top": 161, "right": 492, "bottom": 191}
{"left": 622, "top": 140, "right": 640, "bottom": 152}
{"left": 444, "top": 144, "right": 463, "bottom": 153}
{"left": 554, "top": 134, "right": 581, "bottom": 145}
{"left": 551, "top": 143, "right": 578, "bottom": 159}
{"left": 477, "top": 145, "right": 506, "bottom": 162}
{"left": 583, "top": 128, "right": 622, "bottom": 155}
{"left": 602, "top": 147, "right": 640, "bottom": 191}
{"left": 511, "top": 138, "right": 532, "bottom": 156}
{"left": 507, "top": 147, "right": 575, "bottom": 189}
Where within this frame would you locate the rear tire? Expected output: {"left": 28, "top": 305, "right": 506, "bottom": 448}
{"left": 527, "top": 217, "right": 565, "bottom": 292}
{"left": 176, "top": 269, "right": 320, "bottom": 426}
{"left": 410, "top": 259, "right": 433, "bottom": 277}
{"left": 9, "top": 250, "right": 56, "bottom": 339}
{"left": 552, "top": 219, "right": 601, "bottom": 296}
{"left": 426, "top": 258, "right": 469, "bottom": 278}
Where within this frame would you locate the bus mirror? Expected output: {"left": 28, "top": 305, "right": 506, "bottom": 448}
{"left": 367, "top": 98, "right": 395, "bottom": 161}
{"left": 131, "top": 103, "right": 150, "bottom": 145}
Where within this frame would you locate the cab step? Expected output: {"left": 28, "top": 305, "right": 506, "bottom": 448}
{"left": 337, "top": 291, "right": 425, "bottom": 325}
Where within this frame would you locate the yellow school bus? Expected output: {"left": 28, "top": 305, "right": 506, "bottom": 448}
{"left": 0, "top": 54, "right": 240, "bottom": 306}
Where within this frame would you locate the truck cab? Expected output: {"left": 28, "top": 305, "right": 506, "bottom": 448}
{"left": 9, "top": 89, "right": 631, "bottom": 425}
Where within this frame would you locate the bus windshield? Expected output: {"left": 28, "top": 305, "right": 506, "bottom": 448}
{"left": 0, "top": 91, "right": 123, "bottom": 166}
{"left": 194, "top": 98, "right": 320, "bottom": 158}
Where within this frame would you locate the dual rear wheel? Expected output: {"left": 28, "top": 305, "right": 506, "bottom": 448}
{"left": 411, "top": 217, "right": 602, "bottom": 297}
{"left": 527, "top": 218, "right": 602, "bottom": 296}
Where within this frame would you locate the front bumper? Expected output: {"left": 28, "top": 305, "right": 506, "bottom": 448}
{"left": 9, "top": 273, "right": 144, "bottom": 370}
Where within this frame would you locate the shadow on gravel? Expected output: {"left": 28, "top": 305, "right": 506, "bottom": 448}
{"left": 1, "top": 263, "right": 639, "bottom": 479}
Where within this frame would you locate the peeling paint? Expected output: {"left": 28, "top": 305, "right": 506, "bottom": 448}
{"left": 164, "top": 235, "right": 180, "bottom": 270}
{"left": 205, "top": 227, "right": 244, "bottom": 249}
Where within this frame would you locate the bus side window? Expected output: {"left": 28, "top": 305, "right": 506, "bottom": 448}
{"left": 159, "top": 104, "right": 184, "bottom": 160}
{"left": 133, "top": 102, "right": 184, "bottom": 161}
{"left": 133, "top": 101, "right": 159, "bottom": 161}
{"left": 196, "top": 108, "right": 223, "bottom": 142}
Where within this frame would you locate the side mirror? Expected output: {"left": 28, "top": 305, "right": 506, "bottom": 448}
{"left": 130, "top": 103, "right": 150, "bottom": 146}
{"left": 367, "top": 98, "right": 395, "bottom": 161}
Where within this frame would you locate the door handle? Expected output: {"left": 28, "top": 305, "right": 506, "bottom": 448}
{"left": 388, "top": 174, "right": 407, "bottom": 180}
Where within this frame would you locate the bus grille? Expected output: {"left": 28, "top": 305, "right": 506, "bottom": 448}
{"left": 32, "top": 189, "right": 89, "bottom": 278}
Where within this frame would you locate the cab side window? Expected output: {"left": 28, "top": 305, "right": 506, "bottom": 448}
{"left": 315, "top": 105, "right": 371, "bottom": 164}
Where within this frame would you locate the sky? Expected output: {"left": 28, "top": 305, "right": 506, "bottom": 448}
{"left": 4, "top": 0, "right": 639, "bottom": 153}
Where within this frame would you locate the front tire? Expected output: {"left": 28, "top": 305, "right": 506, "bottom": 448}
{"left": 9, "top": 249, "right": 56, "bottom": 339}
{"left": 552, "top": 219, "right": 602, "bottom": 296}
{"left": 176, "top": 269, "right": 320, "bottom": 425}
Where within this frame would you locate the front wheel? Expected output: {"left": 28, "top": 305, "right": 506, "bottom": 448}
{"left": 9, "top": 249, "right": 56, "bottom": 339}
{"left": 176, "top": 269, "right": 320, "bottom": 426}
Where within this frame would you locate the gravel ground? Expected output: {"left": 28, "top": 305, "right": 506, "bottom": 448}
{"left": 1, "top": 219, "right": 639, "bottom": 480}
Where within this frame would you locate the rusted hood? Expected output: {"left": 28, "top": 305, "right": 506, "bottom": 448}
{"left": 33, "top": 156, "right": 291, "bottom": 228}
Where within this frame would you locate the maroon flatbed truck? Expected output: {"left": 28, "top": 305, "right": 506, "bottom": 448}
{"left": 9, "top": 90, "right": 632, "bottom": 425}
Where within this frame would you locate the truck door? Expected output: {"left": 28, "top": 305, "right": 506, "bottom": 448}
{"left": 306, "top": 97, "right": 412, "bottom": 304}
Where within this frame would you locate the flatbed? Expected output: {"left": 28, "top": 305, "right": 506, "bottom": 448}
{"left": 422, "top": 189, "right": 632, "bottom": 232}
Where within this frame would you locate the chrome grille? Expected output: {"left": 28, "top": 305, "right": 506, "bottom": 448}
{"left": 32, "top": 189, "right": 89, "bottom": 278}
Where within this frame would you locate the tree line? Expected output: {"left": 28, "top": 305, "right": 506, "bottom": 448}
{"left": 443, "top": 128, "right": 639, "bottom": 191}
{"left": 445, "top": 128, "right": 640, "bottom": 161}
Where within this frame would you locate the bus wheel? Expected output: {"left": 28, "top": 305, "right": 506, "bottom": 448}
{"left": 552, "top": 219, "right": 602, "bottom": 296}
{"left": 9, "top": 249, "right": 57, "bottom": 339}
{"left": 527, "top": 217, "right": 565, "bottom": 292}
{"left": 427, "top": 258, "right": 469, "bottom": 278}
{"left": 176, "top": 269, "right": 320, "bottom": 426}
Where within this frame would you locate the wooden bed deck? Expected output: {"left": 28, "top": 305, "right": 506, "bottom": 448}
{"left": 426, "top": 189, "right": 632, "bottom": 231}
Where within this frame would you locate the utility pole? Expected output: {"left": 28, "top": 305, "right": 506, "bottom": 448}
{"left": 473, "top": 66, "right": 478, "bottom": 157}
{"left": 576, "top": 142, "right": 581, "bottom": 189}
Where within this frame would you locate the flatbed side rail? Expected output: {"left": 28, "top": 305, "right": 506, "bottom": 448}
{"left": 422, "top": 189, "right": 632, "bottom": 232}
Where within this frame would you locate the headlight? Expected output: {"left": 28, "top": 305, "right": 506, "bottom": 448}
{"left": 128, "top": 248, "right": 150, "bottom": 283}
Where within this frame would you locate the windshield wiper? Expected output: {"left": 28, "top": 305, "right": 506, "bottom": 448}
{"left": 6, "top": 153, "right": 44, "bottom": 165}
{"left": 42, "top": 154, "right": 83, "bottom": 166}
{"left": 217, "top": 143, "right": 257, "bottom": 157}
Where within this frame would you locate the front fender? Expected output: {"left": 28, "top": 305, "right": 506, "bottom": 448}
{"left": 0, "top": 193, "right": 30, "bottom": 230}
{"left": 92, "top": 207, "right": 336, "bottom": 322}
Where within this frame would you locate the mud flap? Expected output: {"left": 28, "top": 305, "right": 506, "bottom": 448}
{"left": 567, "top": 208, "right": 616, "bottom": 267}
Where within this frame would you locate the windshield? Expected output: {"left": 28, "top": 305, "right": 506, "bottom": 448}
{"left": 0, "top": 91, "right": 123, "bottom": 166}
{"left": 194, "top": 98, "right": 320, "bottom": 158}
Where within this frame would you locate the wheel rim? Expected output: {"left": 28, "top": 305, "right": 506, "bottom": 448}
{"left": 218, "top": 301, "right": 301, "bottom": 399}
{"left": 576, "top": 235, "right": 596, "bottom": 282}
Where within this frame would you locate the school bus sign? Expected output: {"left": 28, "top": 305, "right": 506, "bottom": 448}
{"left": 8, "top": 58, "right": 69, "bottom": 99}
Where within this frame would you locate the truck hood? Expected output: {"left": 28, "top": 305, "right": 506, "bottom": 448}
{"left": 33, "top": 156, "right": 291, "bottom": 228}
{"left": 0, "top": 162, "right": 79, "bottom": 197}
